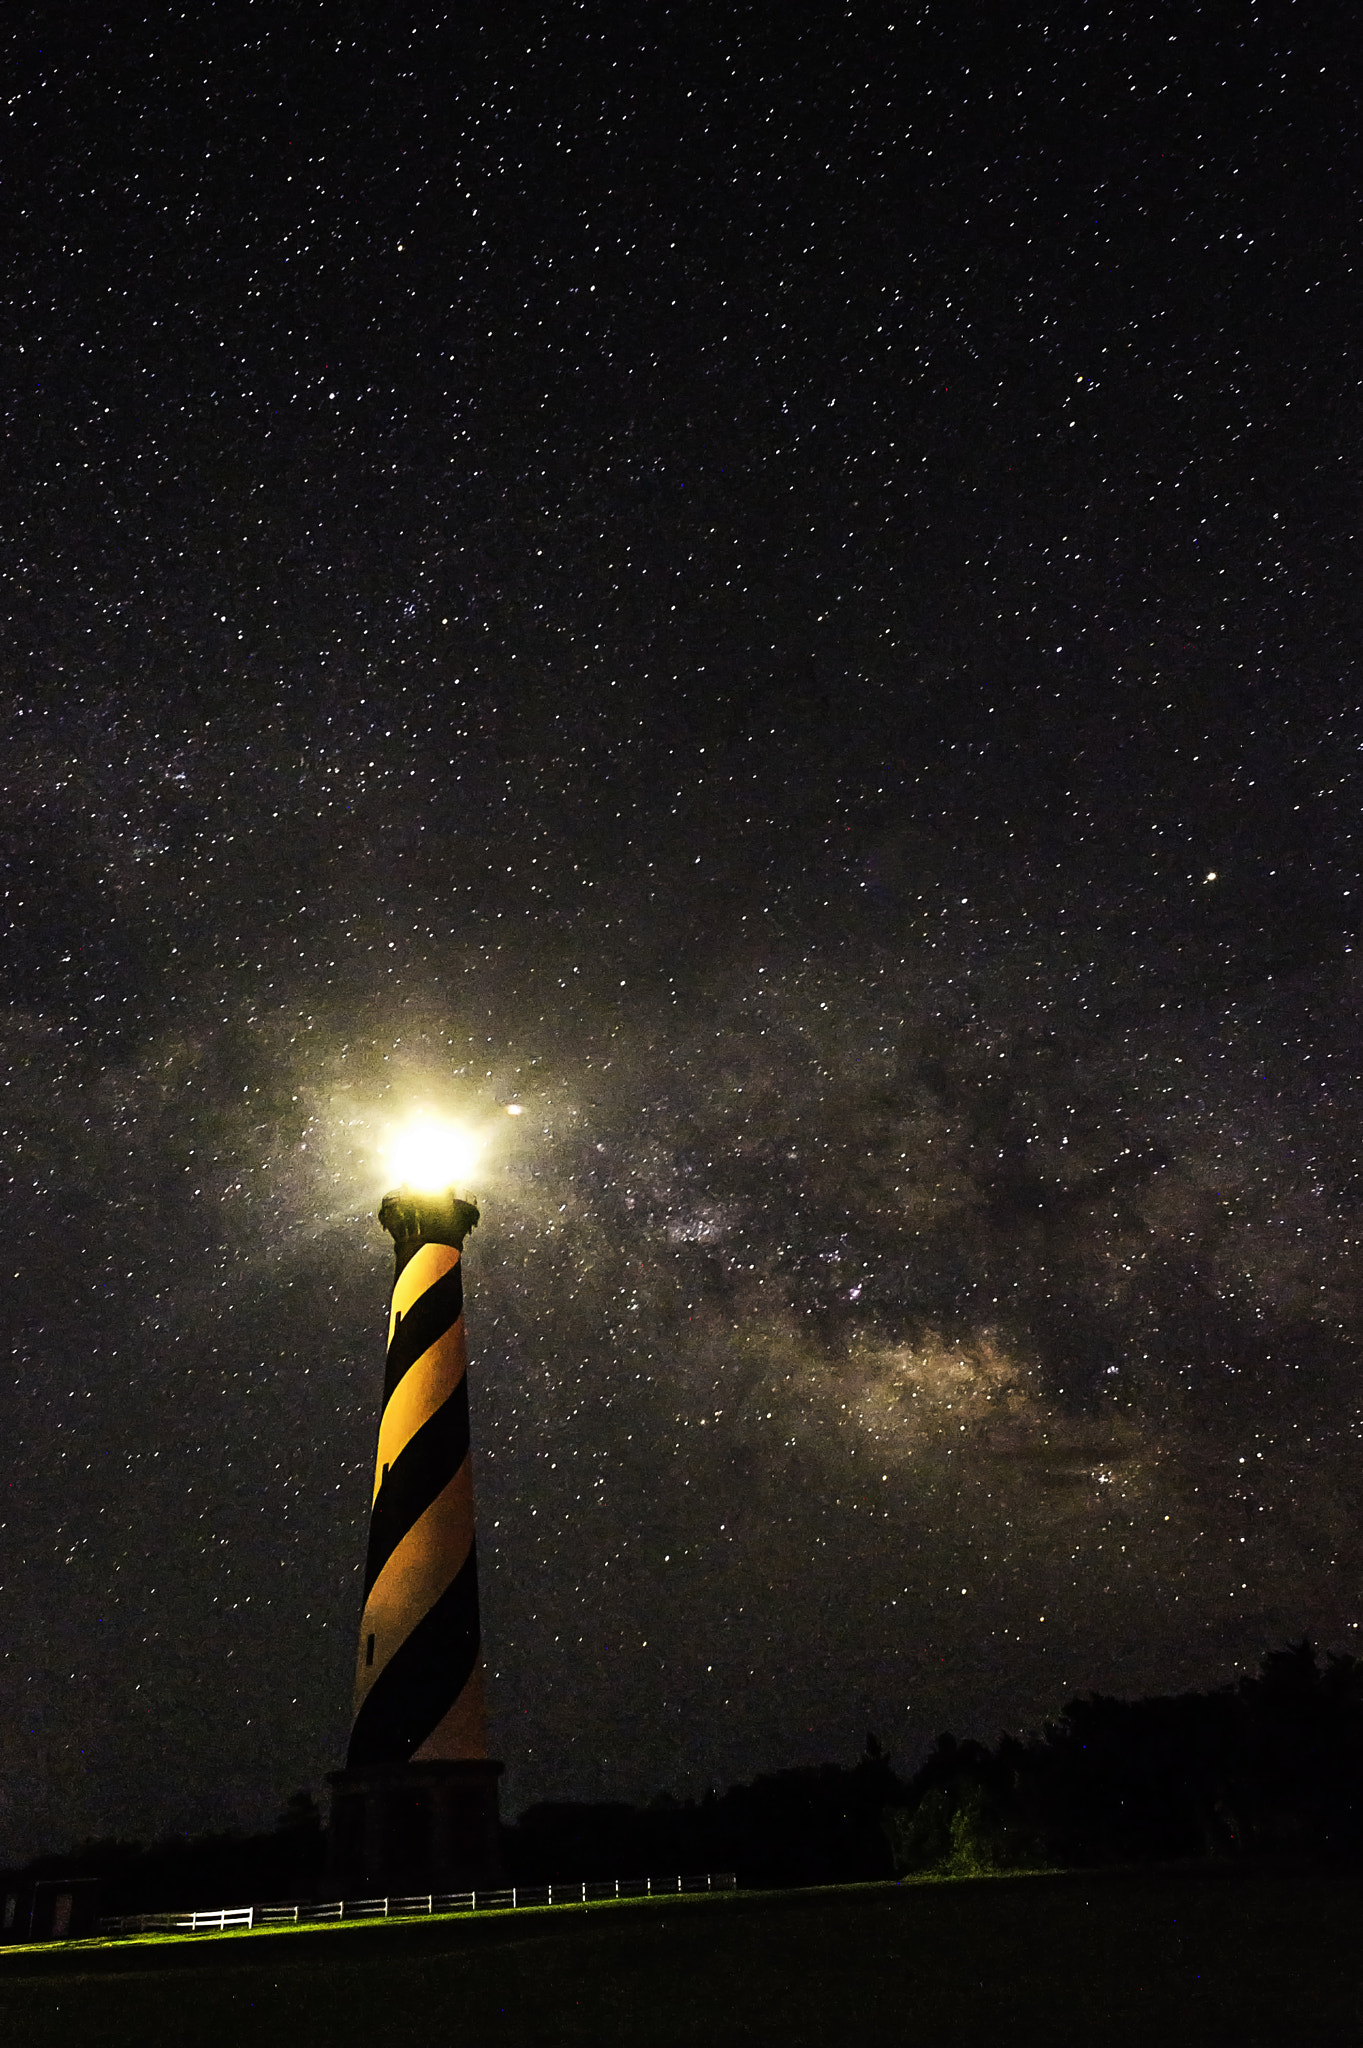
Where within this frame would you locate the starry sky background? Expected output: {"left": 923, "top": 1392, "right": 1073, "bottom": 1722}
{"left": 3, "top": 1, "right": 1361, "bottom": 1860}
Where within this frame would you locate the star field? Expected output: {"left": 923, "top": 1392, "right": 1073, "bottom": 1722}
{"left": 2, "top": 3, "right": 1361, "bottom": 1856}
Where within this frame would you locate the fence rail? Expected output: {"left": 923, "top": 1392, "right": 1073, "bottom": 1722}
{"left": 97, "top": 1872, "right": 736, "bottom": 1938}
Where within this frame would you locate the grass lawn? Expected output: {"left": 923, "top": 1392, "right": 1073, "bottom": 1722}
{"left": 1, "top": 1861, "right": 1359, "bottom": 2046}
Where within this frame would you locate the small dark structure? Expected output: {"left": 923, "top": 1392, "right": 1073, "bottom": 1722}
{"left": 1, "top": 1877, "right": 100, "bottom": 1942}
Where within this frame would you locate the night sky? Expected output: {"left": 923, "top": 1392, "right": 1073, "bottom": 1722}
{"left": 3, "top": 3, "right": 1361, "bottom": 1861}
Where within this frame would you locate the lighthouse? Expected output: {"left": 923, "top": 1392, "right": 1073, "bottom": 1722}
{"left": 327, "top": 1164, "right": 503, "bottom": 1896}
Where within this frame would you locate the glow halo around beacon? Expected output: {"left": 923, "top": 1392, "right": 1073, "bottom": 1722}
{"left": 383, "top": 1115, "right": 482, "bottom": 1194}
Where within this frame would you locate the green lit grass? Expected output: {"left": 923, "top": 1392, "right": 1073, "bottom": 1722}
{"left": 2, "top": 1864, "right": 1360, "bottom": 2045}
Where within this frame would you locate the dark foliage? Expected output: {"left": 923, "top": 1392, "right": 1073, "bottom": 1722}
{"left": 505, "top": 1737, "right": 904, "bottom": 1888}
{"left": 0, "top": 1792, "right": 325, "bottom": 1913}
{"left": 885, "top": 1641, "right": 1363, "bottom": 1873}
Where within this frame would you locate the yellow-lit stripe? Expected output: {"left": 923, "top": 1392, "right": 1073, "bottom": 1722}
{"left": 372, "top": 1321, "right": 467, "bottom": 1503}
{"left": 352, "top": 1459, "right": 476, "bottom": 1713}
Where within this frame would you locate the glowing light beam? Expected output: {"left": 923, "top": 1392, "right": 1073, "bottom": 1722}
{"left": 384, "top": 1115, "right": 481, "bottom": 1194}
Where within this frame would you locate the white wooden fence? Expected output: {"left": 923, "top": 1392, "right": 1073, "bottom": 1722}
{"left": 98, "top": 1871, "right": 736, "bottom": 1937}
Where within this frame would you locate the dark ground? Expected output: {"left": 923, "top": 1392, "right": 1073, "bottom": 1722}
{"left": 1, "top": 1863, "right": 1360, "bottom": 2047}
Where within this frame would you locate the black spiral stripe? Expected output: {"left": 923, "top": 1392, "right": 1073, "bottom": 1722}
{"left": 382, "top": 1262, "right": 464, "bottom": 1404}
{"left": 347, "top": 1542, "right": 482, "bottom": 1771}
{"left": 361, "top": 1377, "right": 471, "bottom": 1604}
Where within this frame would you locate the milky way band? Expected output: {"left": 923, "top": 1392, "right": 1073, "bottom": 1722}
{"left": 348, "top": 1238, "right": 487, "bottom": 1769}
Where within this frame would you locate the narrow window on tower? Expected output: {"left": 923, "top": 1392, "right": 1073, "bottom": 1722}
{"left": 382, "top": 1463, "right": 390, "bottom": 1483}
{"left": 366, "top": 1633, "right": 375, "bottom": 1667}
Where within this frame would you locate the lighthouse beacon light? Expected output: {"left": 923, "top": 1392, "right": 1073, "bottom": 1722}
{"left": 385, "top": 1115, "right": 481, "bottom": 1194}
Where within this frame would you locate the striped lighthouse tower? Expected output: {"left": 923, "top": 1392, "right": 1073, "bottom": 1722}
{"left": 327, "top": 1187, "right": 503, "bottom": 1896}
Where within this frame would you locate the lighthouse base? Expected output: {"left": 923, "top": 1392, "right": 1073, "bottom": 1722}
{"left": 325, "top": 1759, "right": 504, "bottom": 1897}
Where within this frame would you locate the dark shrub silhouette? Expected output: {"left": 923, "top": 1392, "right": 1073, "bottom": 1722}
{"left": 885, "top": 1642, "right": 1363, "bottom": 1873}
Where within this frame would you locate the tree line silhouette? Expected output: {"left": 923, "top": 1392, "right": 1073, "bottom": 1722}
{"left": 886, "top": 1639, "right": 1363, "bottom": 1875}
{"left": 5, "top": 1642, "right": 1359, "bottom": 1910}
